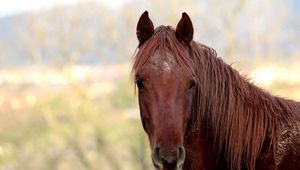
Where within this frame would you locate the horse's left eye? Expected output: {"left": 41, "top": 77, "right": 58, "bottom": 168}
{"left": 188, "top": 79, "right": 196, "bottom": 89}
{"left": 136, "top": 80, "right": 144, "bottom": 90}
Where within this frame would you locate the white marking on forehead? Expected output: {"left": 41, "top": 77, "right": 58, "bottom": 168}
{"left": 149, "top": 51, "right": 177, "bottom": 73}
{"left": 162, "top": 61, "right": 171, "bottom": 72}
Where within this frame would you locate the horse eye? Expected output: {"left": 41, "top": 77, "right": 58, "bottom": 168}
{"left": 188, "top": 79, "right": 196, "bottom": 89}
{"left": 136, "top": 80, "right": 144, "bottom": 90}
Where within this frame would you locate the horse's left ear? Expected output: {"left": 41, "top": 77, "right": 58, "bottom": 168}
{"left": 176, "top": 12, "right": 194, "bottom": 45}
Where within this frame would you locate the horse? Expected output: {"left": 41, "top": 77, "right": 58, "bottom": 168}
{"left": 131, "top": 11, "right": 300, "bottom": 170}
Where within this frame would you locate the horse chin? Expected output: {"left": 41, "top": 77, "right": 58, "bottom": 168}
{"left": 155, "top": 166, "right": 183, "bottom": 170}
{"left": 154, "top": 161, "right": 184, "bottom": 170}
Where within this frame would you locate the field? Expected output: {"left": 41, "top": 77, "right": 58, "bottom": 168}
{"left": 0, "top": 65, "right": 151, "bottom": 170}
{"left": 0, "top": 64, "right": 299, "bottom": 170}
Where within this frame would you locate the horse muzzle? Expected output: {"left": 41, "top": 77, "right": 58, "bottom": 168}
{"left": 152, "top": 146, "right": 185, "bottom": 170}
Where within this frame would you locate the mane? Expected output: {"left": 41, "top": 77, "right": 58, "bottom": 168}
{"left": 131, "top": 26, "right": 300, "bottom": 170}
{"left": 189, "top": 41, "right": 300, "bottom": 170}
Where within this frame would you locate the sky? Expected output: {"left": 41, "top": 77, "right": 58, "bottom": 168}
{"left": 0, "top": 0, "right": 129, "bottom": 18}
{"left": 0, "top": 0, "right": 299, "bottom": 18}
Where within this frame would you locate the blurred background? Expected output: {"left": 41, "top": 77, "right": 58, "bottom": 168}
{"left": 0, "top": 0, "right": 299, "bottom": 170}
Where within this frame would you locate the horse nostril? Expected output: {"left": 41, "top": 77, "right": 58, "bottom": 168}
{"left": 152, "top": 146, "right": 163, "bottom": 169}
{"left": 178, "top": 146, "right": 185, "bottom": 160}
{"left": 177, "top": 146, "right": 186, "bottom": 168}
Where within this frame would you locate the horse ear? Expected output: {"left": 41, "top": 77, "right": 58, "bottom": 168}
{"left": 136, "top": 11, "right": 154, "bottom": 47}
{"left": 176, "top": 12, "right": 194, "bottom": 45}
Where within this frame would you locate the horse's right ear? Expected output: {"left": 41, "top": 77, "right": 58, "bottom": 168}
{"left": 136, "top": 11, "right": 154, "bottom": 47}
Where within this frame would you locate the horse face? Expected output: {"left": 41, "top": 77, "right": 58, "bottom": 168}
{"left": 135, "top": 11, "right": 195, "bottom": 170}
{"left": 135, "top": 51, "right": 196, "bottom": 169}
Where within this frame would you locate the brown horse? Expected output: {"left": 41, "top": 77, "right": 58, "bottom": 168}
{"left": 131, "top": 11, "right": 300, "bottom": 170}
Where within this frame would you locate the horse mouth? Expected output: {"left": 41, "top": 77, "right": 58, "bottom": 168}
{"left": 154, "top": 164, "right": 183, "bottom": 170}
{"left": 162, "top": 161, "right": 183, "bottom": 170}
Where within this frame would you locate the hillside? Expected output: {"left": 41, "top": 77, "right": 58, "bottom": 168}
{"left": 0, "top": 0, "right": 299, "bottom": 67}
{"left": 0, "top": 2, "right": 137, "bottom": 66}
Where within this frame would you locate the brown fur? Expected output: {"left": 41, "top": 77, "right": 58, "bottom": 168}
{"left": 132, "top": 26, "right": 300, "bottom": 170}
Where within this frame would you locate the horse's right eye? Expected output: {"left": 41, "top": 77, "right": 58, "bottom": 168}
{"left": 136, "top": 80, "right": 144, "bottom": 90}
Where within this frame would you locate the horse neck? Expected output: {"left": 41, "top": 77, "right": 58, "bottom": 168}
{"left": 193, "top": 53, "right": 278, "bottom": 169}
{"left": 189, "top": 44, "right": 300, "bottom": 170}
{"left": 184, "top": 123, "right": 220, "bottom": 169}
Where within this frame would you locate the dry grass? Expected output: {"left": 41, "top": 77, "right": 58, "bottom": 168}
{"left": 0, "top": 63, "right": 299, "bottom": 170}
